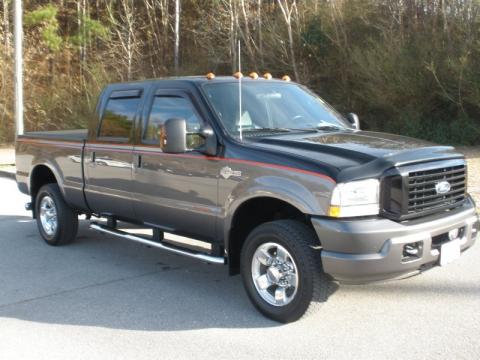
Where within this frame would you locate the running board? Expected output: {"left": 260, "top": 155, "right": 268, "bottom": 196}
{"left": 90, "top": 223, "right": 225, "bottom": 265}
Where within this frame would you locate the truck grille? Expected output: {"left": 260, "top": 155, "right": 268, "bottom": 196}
{"left": 382, "top": 160, "right": 467, "bottom": 221}
{"left": 407, "top": 164, "right": 466, "bottom": 214}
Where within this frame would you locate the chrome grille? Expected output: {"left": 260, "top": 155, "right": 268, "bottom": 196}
{"left": 381, "top": 160, "right": 468, "bottom": 221}
{"left": 407, "top": 164, "right": 466, "bottom": 214}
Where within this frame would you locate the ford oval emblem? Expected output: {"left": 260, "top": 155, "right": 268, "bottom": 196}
{"left": 435, "top": 181, "right": 451, "bottom": 194}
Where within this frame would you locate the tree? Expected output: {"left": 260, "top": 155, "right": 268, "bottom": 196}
{"left": 174, "top": 0, "right": 181, "bottom": 74}
{"left": 277, "top": 0, "right": 300, "bottom": 81}
{"left": 0, "top": 0, "right": 479, "bottom": 145}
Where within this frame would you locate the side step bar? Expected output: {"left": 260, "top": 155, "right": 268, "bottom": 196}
{"left": 90, "top": 223, "right": 225, "bottom": 265}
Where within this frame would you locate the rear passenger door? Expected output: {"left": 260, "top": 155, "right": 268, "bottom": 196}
{"left": 84, "top": 88, "right": 144, "bottom": 220}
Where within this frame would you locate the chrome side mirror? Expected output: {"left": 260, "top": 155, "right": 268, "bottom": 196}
{"left": 200, "top": 126, "right": 218, "bottom": 156}
{"left": 347, "top": 113, "right": 360, "bottom": 130}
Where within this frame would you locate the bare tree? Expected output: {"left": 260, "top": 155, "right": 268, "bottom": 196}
{"left": 106, "top": 0, "right": 137, "bottom": 80}
{"left": 226, "top": 0, "right": 238, "bottom": 72}
{"left": 277, "top": 0, "right": 300, "bottom": 81}
{"left": 257, "top": 0, "right": 264, "bottom": 68}
{"left": 2, "top": 0, "right": 10, "bottom": 57}
{"left": 144, "top": 0, "right": 163, "bottom": 76}
{"left": 159, "top": 0, "right": 170, "bottom": 66}
{"left": 239, "top": 0, "right": 255, "bottom": 64}
{"left": 174, "top": 0, "right": 181, "bottom": 74}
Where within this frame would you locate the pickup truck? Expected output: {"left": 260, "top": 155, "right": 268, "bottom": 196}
{"left": 16, "top": 74, "right": 479, "bottom": 323}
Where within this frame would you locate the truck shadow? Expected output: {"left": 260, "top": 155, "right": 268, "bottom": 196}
{"left": 0, "top": 217, "right": 338, "bottom": 331}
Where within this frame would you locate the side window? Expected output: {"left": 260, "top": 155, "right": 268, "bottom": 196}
{"left": 144, "top": 96, "right": 205, "bottom": 149}
{"left": 99, "top": 92, "right": 141, "bottom": 140}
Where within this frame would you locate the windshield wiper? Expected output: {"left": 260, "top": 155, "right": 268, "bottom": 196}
{"left": 241, "top": 126, "right": 341, "bottom": 135}
{"left": 242, "top": 127, "right": 292, "bottom": 133}
{"left": 316, "top": 125, "right": 343, "bottom": 131}
{"left": 303, "top": 124, "right": 347, "bottom": 132}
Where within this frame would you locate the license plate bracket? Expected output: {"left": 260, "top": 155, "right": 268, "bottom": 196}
{"left": 439, "top": 239, "right": 461, "bottom": 266}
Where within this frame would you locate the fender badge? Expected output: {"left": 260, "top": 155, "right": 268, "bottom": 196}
{"left": 220, "top": 166, "right": 242, "bottom": 179}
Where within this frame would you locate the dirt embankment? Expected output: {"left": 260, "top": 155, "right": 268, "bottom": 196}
{"left": 458, "top": 147, "right": 480, "bottom": 209}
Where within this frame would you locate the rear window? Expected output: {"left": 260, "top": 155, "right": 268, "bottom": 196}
{"left": 99, "top": 91, "right": 142, "bottom": 140}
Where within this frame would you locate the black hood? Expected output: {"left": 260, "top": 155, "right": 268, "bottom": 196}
{"left": 247, "top": 130, "right": 464, "bottom": 182}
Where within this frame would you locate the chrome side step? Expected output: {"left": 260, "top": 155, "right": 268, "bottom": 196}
{"left": 90, "top": 222, "right": 225, "bottom": 265}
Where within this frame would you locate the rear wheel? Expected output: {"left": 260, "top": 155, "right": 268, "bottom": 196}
{"left": 35, "top": 183, "right": 78, "bottom": 246}
{"left": 240, "top": 220, "right": 329, "bottom": 323}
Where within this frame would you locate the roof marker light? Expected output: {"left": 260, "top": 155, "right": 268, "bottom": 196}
{"left": 263, "top": 72, "right": 272, "bottom": 80}
{"left": 233, "top": 71, "right": 243, "bottom": 79}
{"left": 206, "top": 72, "right": 215, "bottom": 80}
{"left": 249, "top": 72, "right": 259, "bottom": 79}
{"left": 282, "top": 75, "right": 291, "bottom": 82}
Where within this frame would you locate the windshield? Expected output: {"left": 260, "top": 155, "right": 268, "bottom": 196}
{"left": 202, "top": 82, "right": 349, "bottom": 137}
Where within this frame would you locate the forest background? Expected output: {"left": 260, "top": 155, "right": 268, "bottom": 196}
{"left": 0, "top": 0, "right": 479, "bottom": 145}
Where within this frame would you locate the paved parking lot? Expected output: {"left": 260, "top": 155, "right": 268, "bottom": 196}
{"left": 0, "top": 176, "right": 479, "bottom": 359}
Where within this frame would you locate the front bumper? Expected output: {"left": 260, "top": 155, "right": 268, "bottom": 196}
{"left": 312, "top": 197, "right": 479, "bottom": 284}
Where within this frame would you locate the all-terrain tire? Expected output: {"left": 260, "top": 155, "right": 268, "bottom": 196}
{"left": 35, "top": 183, "right": 78, "bottom": 246}
{"left": 240, "top": 220, "right": 330, "bottom": 323}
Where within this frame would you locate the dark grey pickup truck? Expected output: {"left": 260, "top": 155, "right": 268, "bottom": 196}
{"left": 16, "top": 74, "right": 479, "bottom": 322}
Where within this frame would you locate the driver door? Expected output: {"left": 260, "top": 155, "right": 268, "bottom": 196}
{"left": 132, "top": 90, "right": 220, "bottom": 241}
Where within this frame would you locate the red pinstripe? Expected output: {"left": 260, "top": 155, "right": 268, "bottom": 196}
{"left": 17, "top": 138, "right": 336, "bottom": 183}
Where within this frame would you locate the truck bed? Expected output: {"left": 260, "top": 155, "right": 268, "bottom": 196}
{"left": 16, "top": 129, "right": 88, "bottom": 211}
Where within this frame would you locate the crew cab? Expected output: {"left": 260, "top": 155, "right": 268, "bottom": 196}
{"left": 16, "top": 75, "right": 479, "bottom": 323}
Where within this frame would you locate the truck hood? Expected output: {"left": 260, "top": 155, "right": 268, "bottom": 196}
{"left": 248, "top": 130, "right": 464, "bottom": 182}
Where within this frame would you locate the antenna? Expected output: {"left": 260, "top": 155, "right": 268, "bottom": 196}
{"left": 238, "top": 40, "right": 243, "bottom": 142}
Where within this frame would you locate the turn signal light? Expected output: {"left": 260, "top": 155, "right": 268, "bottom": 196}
{"left": 206, "top": 72, "right": 215, "bottom": 80}
{"left": 263, "top": 72, "right": 272, "bottom": 80}
{"left": 328, "top": 206, "right": 340, "bottom": 217}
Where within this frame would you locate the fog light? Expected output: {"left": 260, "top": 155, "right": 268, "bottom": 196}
{"left": 448, "top": 228, "right": 459, "bottom": 241}
{"left": 403, "top": 241, "right": 423, "bottom": 261}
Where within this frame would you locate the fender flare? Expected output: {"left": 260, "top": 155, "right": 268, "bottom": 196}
{"left": 222, "top": 175, "right": 329, "bottom": 251}
{"left": 29, "top": 161, "right": 66, "bottom": 199}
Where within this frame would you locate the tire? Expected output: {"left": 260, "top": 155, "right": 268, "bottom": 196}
{"left": 35, "top": 183, "right": 78, "bottom": 246}
{"left": 240, "top": 220, "right": 329, "bottom": 323}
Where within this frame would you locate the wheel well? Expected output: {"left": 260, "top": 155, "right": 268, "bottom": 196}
{"left": 227, "top": 197, "right": 312, "bottom": 275}
{"left": 30, "top": 165, "right": 57, "bottom": 205}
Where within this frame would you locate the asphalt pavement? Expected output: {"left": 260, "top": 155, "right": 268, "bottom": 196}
{"left": 0, "top": 176, "right": 479, "bottom": 360}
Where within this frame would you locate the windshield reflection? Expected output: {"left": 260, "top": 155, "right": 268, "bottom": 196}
{"left": 203, "top": 82, "right": 349, "bottom": 137}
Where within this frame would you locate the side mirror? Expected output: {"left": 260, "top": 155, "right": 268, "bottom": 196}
{"left": 346, "top": 113, "right": 360, "bottom": 130}
{"left": 200, "top": 126, "right": 218, "bottom": 156}
{"left": 161, "top": 118, "right": 187, "bottom": 153}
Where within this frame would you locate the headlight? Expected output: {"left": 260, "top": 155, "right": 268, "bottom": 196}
{"left": 328, "top": 179, "right": 380, "bottom": 217}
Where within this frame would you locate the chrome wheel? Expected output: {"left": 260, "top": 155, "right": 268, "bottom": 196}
{"left": 39, "top": 196, "right": 58, "bottom": 236}
{"left": 251, "top": 242, "right": 299, "bottom": 306}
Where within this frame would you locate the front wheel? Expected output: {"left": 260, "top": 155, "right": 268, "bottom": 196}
{"left": 240, "top": 220, "right": 329, "bottom": 323}
{"left": 35, "top": 183, "right": 78, "bottom": 246}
